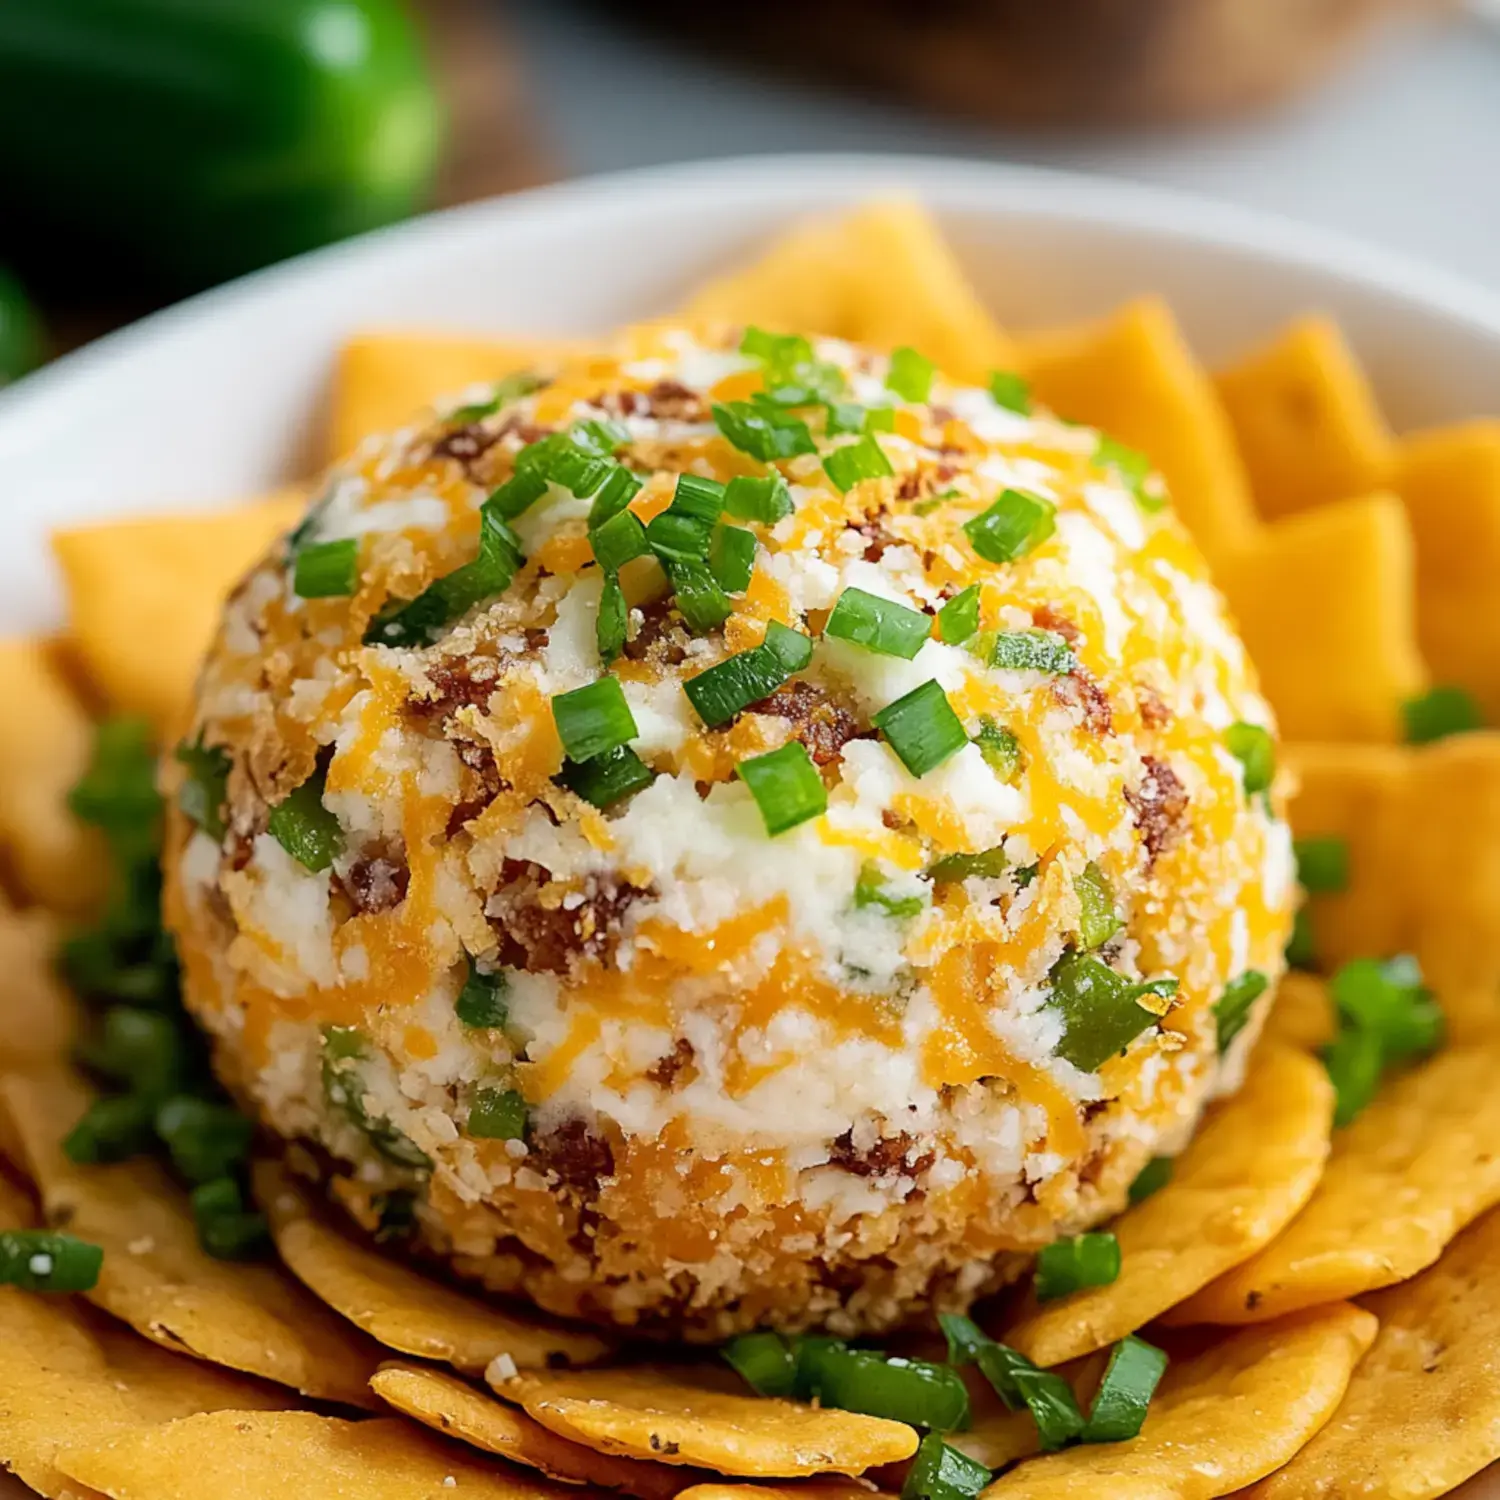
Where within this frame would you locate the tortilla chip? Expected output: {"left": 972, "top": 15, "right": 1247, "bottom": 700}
{"left": 52, "top": 490, "right": 307, "bottom": 736}
{"left": 329, "top": 333, "right": 582, "bottom": 461}
{"left": 494, "top": 1366, "right": 918, "bottom": 1477}
{"left": 1014, "top": 298, "right": 1255, "bottom": 563}
{"left": 984, "top": 1304, "right": 1376, "bottom": 1499}
{"left": 1003, "top": 1046, "right": 1333, "bottom": 1366}
{"left": 1398, "top": 420, "right": 1500, "bottom": 724}
{"left": 57, "top": 1410, "right": 574, "bottom": 1500}
{"left": 0, "top": 638, "right": 107, "bottom": 913}
{"left": 1246, "top": 1209, "right": 1500, "bottom": 1500}
{"left": 1263, "top": 972, "right": 1336, "bottom": 1053}
{"left": 1214, "top": 316, "right": 1393, "bottom": 521}
{"left": 1216, "top": 493, "right": 1426, "bottom": 742}
{"left": 674, "top": 1486, "right": 879, "bottom": 1500}
{"left": 255, "top": 1160, "right": 611, "bottom": 1375}
{"left": 1171, "top": 1040, "right": 1500, "bottom": 1324}
{"left": 678, "top": 201, "right": 1013, "bottom": 384}
{"left": 0, "top": 1068, "right": 381, "bottom": 1407}
{"left": 0, "top": 903, "right": 79, "bottom": 1073}
{"left": 372, "top": 1362, "right": 691, "bottom": 1500}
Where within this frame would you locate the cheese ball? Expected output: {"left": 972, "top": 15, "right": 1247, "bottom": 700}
{"left": 163, "top": 325, "right": 1294, "bottom": 1340}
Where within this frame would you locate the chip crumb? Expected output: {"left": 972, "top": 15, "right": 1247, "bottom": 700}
{"left": 127, "top": 1235, "right": 155, "bottom": 1255}
{"left": 486, "top": 1352, "right": 519, "bottom": 1384}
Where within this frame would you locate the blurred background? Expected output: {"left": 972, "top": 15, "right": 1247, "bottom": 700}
{"left": 1, "top": 0, "right": 1497, "bottom": 386}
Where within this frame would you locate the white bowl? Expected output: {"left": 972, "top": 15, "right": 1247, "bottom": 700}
{"left": 1, "top": 154, "right": 1498, "bottom": 1500}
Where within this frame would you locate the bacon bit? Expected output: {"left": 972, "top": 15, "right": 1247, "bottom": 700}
{"left": 341, "top": 852, "right": 410, "bottom": 914}
{"left": 896, "top": 461, "right": 959, "bottom": 502}
{"left": 750, "top": 679, "right": 868, "bottom": 767}
{"left": 1127, "top": 755, "right": 1190, "bottom": 866}
{"left": 620, "top": 593, "right": 689, "bottom": 667}
{"left": 828, "top": 1130, "right": 934, "bottom": 1178}
{"left": 489, "top": 859, "right": 646, "bottom": 974}
{"left": 645, "top": 379, "right": 708, "bottom": 423}
{"left": 430, "top": 422, "right": 504, "bottom": 470}
{"left": 410, "top": 656, "right": 502, "bottom": 725}
{"left": 1137, "top": 684, "right": 1173, "bottom": 728}
{"left": 1032, "top": 605, "right": 1082, "bottom": 645}
{"left": 851, "top": 517, "right": 899, "bottom": 563}
{"left": 645, "top": 1038, "right": 695, "bottom": 1089}
{"left": 530, "top": 1118, "right": 614, "bottom": 1193}
{"left": 1053, "top": 670, "right": 1113, "bottom": 736}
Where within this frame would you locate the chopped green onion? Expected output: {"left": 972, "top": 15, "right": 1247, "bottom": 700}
{"left": 1075, "top": 862, "right": 1122, "bottom": 950}
{"left": 1082, "top": 1335, "right": 1168, "bottom": 1443}
{"left": 1224, "top": 722, "right": 1275, "bottom": 796}
{"left": 887, "top": 346, "right": 935, "bottom": 403}
{"left": 455, "top": 961, "right": 508, "bottom": 1028}
{"left": 646, "top": 473, "right": 727, "bottom": 564}
{"left": 826, "top": 587, "right": 932, "bottom": 660}
{"left": 79, "top": 1005, "right": 186, "bottom": 1101}
{"left": 709, "top": 525, "right": 757, "bottom": 594}
{"left": 1295, "top": 836, "right": 1350, "bottom": 895}
{"left": 1128, "top": 1155, "right": 1173, "bottom": 1204}
{"left": 937, "top": 585, "right": 980, "bottom": 645}
{"left": 154, "top": 1096, "right": 255, "bottom": 1184}
{"left": 863, "top": 405, "right": 897, "bottom": 434}
{"left": 1322, "top": 1025, "right": 1385, "bottom": 1129}
{"left": 68, "top": 716, "right": 162, "bottom": 865}
{"left": 586, "top": 465, "right": 644, "bottom": 529}
{"left": 662, "top": 558, "right": 733, "bottom": 634}
{"left": 724, "top": 474, "right": 793, "bottom": 524}
{"left": 713, "top": 401, "right": 817, "bottom": 462}
{"left": 190, "top": 1177, "right": 270, "bottom": 1261}
{"left": 988, "top": 371, "right": 1032, "bottom": 415}
{"left": 973, "top": 718, "right": 1023, "bottom": 781}
{"left": 443, "top": 397, "right": 499, "bottom": 425}
{"left": 740, "top": 327, "right": 845, "bottom": 406}
{"left": 596, "top": 576, "right": 628, "bottom": 666}
{"left": 590, "top": 509, "right": 649, "bottom": 573}
{"left": 964, "top": 488, "right": 1056, "bottom": 564}
{"left": 1286, "top": 905, "right": 1317, "bottom": 970}
{"left": 989, "top": 630, "right": 1075, "bottom": 675}
{"left": 267, "top": 759, "right": 344, "bottom": 872}
{"left": 854, "top": 865, "right": 926, "bottom": 920}
{"left": 556, "top": 744, "right": 655, "bottom": 810}
{"left": 901, "top": 1434, "right": 992, "bottom": 1500}
{"left": 825, "top": 401, "right": 867, "bottom": 436}
{"left": 175, "top": 735, "right": 231, "bottom": 841}
{"left": 873, "top": 680, "right": 967, "bottom": 778}
{"left": 551, "top": 677, "right": 638, "bottom": 763}
{"left": 63, "top": 1094, "right": 155, "bottom": 1164}
{"left": 1048, "top": 953, "right": 1176, "bottom": 1072}
{"left": 1330, "top": 956, "right": 1443, "bottom": 1066}
{"left": 467, "top": 1086, "right": 528, "bottom": 1141}
{"left": 741, "top": 326, "right": 814, "bottom": 368}
{"left": 374, "top": 1190, "right": 417, "bottom": 1243}
{"left": 1096, "top": 436, "right": 1164, "bottom": 512}
{"left": 1402, "top": 685, "right": 1483, "bottom": 744}
{"left": 823, "top": 434, "right": 894, "bottom": 493}
{"left": 1214, "top": 970, "right": 1270, "bottom": 1053}
{"left": 722, "top": 1330, "right": 798, "bottom": 1398}
{"left": 0, "top": 1229, "right": 104, "bottom": 1292}
{"left": 683, "top": 622, "right": 812, "bottom": 729}
{"left": 939, "top": 1313, "right": 1086, "bottom": 1453}
{"left": 928, "top": 845, "right": 1009, "bottom": 884}
{"left": 1035, "top": 1232, "right": 1121, "bottom": 1302}
{"left": 800, "top": 1344, "right": 970, "bottom": 1431}
{"left": 738, "top": 741, "right": 826, "bottom": 836}
{"left": 292, "top": 537, "right": 359, "bottom": 599}
{"left": 320, "top": 1026, "right": 432, "bottom": 1171}
{"left": 486, "top": 467, "right": 550, "bottom": 523}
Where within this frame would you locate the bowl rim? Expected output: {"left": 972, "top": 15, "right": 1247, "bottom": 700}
{"left": 3, "top": 150, "right": 1500, "bottom": 432}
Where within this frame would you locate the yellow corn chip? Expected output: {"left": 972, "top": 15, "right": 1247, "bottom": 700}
{"left": 1004, "top": 1045, "right": 1333, "bottom": 1366}
{"left": 1014, "top": 298, "right": 1255, "bottom": 563}
{"left": 674, "top": 1486, "right": 879, "bottom": 1500}
{"left": 57, "top": 1410, "right": 573, "bottom": 1500}
{"left": 984, "top": 1304, "right": 1376, "bottom": 1500}
{"left": 329, "top": 332, "right": 582, "bottom": 461}
{"left": 372, "top": 1362, "right": 691, "bottom": 1500}
{"left": 53, "top": 489, "right": 307, "bottom": 736}
{"left": 0, "top": 903, "right": 78, "bottom": 1073}
{"left": 0, "top": 1069, "right": 381, "bottom": 1407}
{"left": 0, "top": 637, "right": 106, "bottom": 913}
{"left": 256, "top": 1160, "right": 611, "bottom": 1375}
{"left": 1171, "top": 1040, "right": 1500, "bottom": 1324}
{"left": 1398, "top": 420, "right": 1500, "bottom": 723}
{"left": 1214, "top": 316, "right": 1393, "bottom": 520}
{"left": 1262, "top": 972, "right": 1336, "bottom": 1053}
{"left": 494, "top": 1366, "right": 918, "bottom": 1477}
{"left": 1247, "top": 1208, "right": 1500, "bottom": 1500}
{"left": 1216, "top": 493, "right": 1426, "bottom": 742}
{"left": 678, "top": 201, "right": 1013, "bottom": 384}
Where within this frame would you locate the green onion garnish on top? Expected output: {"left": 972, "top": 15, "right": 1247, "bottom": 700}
{"left": 939, "top": 1312, "right": 1085, "bottom": 1453}
{"left": 455, "top": 960, "right": 508, "bottom": 1029}
{"left": 584, "top": 466, "right": 644, "bottom": 531}
{"left": 0, "top": 1229, "right": 104, "bottom": 1293}
{"left": 596, "top": 576, "right": 628, "bottom": 666}
{"left": 1035, "top": 1232, "right": 1121, "bottom": 1302}
{"left": 556, "top": 744, "right": 655, "bottom": 810}
{"left": 886, "top": 346, "right": 935, "bottom": 403}
{"left": 1321, "top": 956, "right": 1443, "bottom": 1124}
{"left": 928, "top": 845, "right": 1009, "bottom": 884}
{"left": 267, "top": 758, "right": 344, "bottom": 872}
{"left": 190, "top": 1177, "right": 271, "bottom": 1262}
{"left": 873, "top": 680, "right": 967, "bottom": 778}
{"left": 937, "top": 585, "right": 980, "bottom": 645}
{"left": 1213, "top": 970, "right": 1270, "bottom": 1053}
{"left": 964, "top": 488, "right": 1056, "bottom": 564}
{"left": 973, "top": 718, "right": 1023, "bottom": 782}
{"left": 987, "top": 370, "right": 1032, "bottom": 415}
{"left": 741, "top": 326, "right": 815, "bottom": 370}
{"left": 1096, "top": 436, "right": 1164, "bottom": 512}
{"left": 713, "top": 400, "right": 817, "bottom": 462}
{"left": 1074, "top": 862, "right": 1122, "bottom": 950}
{"left": 854, "top": 864, "right": 926, "bottom": 920}
{"left": 724, "top": 473, "right": 794, "bottom": 524}
{"left": 738, "top": 740, "right": 826, "bottom": 836}
{"left": 551, "top": 677, "right": 638, "bottom": 763}
{"left": 1223, "top": 721, "right": 1275, "bottom": 796}
{"left": 683, "top": 621, "right": 812, "bottom": 729}
{"left": 1402, "top": 685, "right": 1483, "bottom": 744}
{"left": 467, "top": 1086, "right": 528, "bottom": 1141}
{"left": 154, "top": 1096, "right": 255, "bottom": 1185}
{"left": 1294, "top": 835, "right": 1350, "bottom": 895}
{"left": 1082, "top": 1334, "right": 1168, "bottom": 1443}
{"left": 646, "top": 473, "right": 726, "bottom": 563}
{"left": 722, "top": 1330, "right": 798, "bottom": 1398}
{"left": 1047, "top": 952, "right": 1178, "bottom": 1072}
{"left": 990, "top": 629, "right": 1075, "bottom": 675}
{"left": 825, "top": 587, "right": 932, "bottom": 660}
{"left": 175, "top": 735, "right": 231, "bottom": 841}
{"left": 823, "top": 434, "right": 894, "bottom": 493}
{"left": 799, "top": 1343, "right": 971, "bottom": 1431}
{"left": 293, "top": 537, "right": 360, "bottom": 599}
{"left": 486, "top": 467, "right": 550, "bottom": 524}
{"left": 1128, "top": 1155, "right": 1173, "bottom": 1204}
{"left": 902, "top": 1434, "right": 992, "bottom": 1500}
{"left": 709, "top": 524, "right": 757, "bottom": 594}
{"left": 590, "top": 509, "right": 649, "bottom": 574}
{"left": 662, "top": 558, "right": 732, "bottom": 634}
{"left": 62, "top": 1095, "right": 155, "bottom": 1165}
{"left": 79, "top": 1005, "right": 186, "bottom": 1103}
